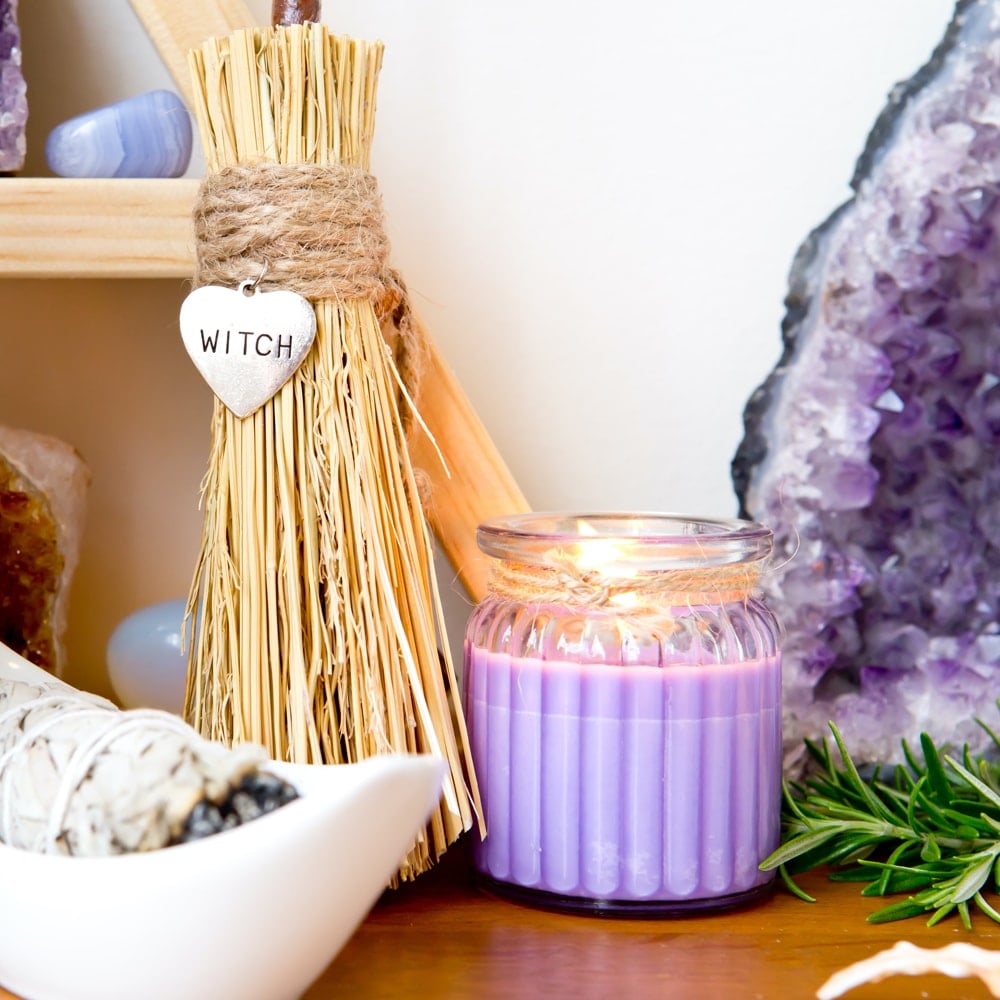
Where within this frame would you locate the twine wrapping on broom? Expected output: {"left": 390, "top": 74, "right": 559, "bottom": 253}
{"left": 193, "top": 161, "right": 426, "bottom": 429}
{"left": 183, "top": 24, "right": 481, "bottom": 882}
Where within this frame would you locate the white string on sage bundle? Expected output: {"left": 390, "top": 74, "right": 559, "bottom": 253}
{"left": 0, "top": 673, "right": 287, "bottom": 857}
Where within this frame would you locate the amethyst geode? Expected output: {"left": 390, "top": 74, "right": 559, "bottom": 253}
{"left": 733, "top": 0, "right": 1000, "bottom": 765}
{"left": 0, "top": 0, "right": 26, "bottom": 173}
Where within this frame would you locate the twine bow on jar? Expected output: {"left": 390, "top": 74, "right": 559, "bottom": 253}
{"left": 487, "top": 549, "right": 763, "bottom": 613}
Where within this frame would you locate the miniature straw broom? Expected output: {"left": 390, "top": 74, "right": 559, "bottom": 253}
{"left": 182, "top": 0, "right": 480, "bottom": 878}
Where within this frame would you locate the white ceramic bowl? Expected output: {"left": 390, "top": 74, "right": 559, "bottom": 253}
{"left": 0, "top": 645, "right": 445, "bottom": 1000}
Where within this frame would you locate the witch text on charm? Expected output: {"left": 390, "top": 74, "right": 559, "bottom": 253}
{"left": 196, "top": 328, "right": 296, "bottom": 360}
{"left": 179, "top": 284, "right": 317, "bottom": 417}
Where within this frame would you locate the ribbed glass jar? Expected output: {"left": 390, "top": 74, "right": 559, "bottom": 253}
{"left": 463, "top": 513, "right": 782, "bottom": 915}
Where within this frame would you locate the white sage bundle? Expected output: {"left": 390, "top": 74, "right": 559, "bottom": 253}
{"left": 0, "top": 661, "right": 295, "bottom": 856}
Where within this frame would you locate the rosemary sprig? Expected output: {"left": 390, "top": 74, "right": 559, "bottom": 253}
{"left": 761, "top": 714, "right": 1000, "bottom": 928}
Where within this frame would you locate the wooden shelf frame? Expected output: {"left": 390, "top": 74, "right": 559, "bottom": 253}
{"left": 0, "top": 178, "right": 197, "bottom": 278}
{"left": 0, "top": 0, "right": 247, "bottom": 280}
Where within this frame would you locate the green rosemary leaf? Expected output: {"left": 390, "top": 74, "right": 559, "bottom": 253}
{"left": 804, "top": 736, "right": 834, "bottom": 774}
{"left": 827, "top": 867, "right": 876, "bottom": 883}
{"left": 905, "top": 780, "right": 938, "bottom": 836}
{"left": 876, "top": 841, "right": 916, "bottom": 895}
{"left": 927, "top": 901, "right": 956, "bottom": 927}
{"left": 781, "top": 780, "right": 814, "bottom": 824}
{"left": 820, "top": 835, "right": 881, "bottom": 869}
{"left": 773, "top": 710, "right": 1000, "bottom": 929}
{"left": 913, "top": 790, "right": 974, "bottom": 837}
{"left": 938, "top": 809, "right": 995, "bottom": 838}
{"left": 777, "top": 863, "right": 816, "bottom": 903}
{"left": 866, "top": 897, "right": 931, "bottom": 924}
{"left": 977, "top": 759, "right": 1000, "bottom": 798}
{"left": 974, "top": 891, "right": 1000, "bottom": 925}
{"left": 797, "top": 796, "right": 889, "bottom": 824}
{"left": 856, "top": 859, "right": 945, "bottom": 898}
{"left": 869, "top": 783, "right": 911, "bottom": 825}
{"left": 920, "top": 732, "right": 954, "bottom": 805}
{"left": 857, "top": 857, "right": 955, "bottom": 878}
{"left": 977, "top": 708, "right": 1000, "bottom": 753}
{"left": 893, "top": 761, "right": 917, "bottom": 794}
{"left": 901, "top": 738, "right": 923, "bottom": 777}
{"left": 859, "top": 870, "right": 935, "bottom": 896}
{"left": 887, "top": 767, "right": 915, "bottom": 793}
{"left": 944, "top": 798, "right": 1000, "bottom": 820}
{"left": 772, "top": 828, "right": 889, "bottom": 875}
{"left": 945, "top": 755, "right": 1000, "bottom": 812}
{"left": 908, "top": 883, "right": 955, "bottom": 911}
{"left": 948, "top": 848, "right": 998, "bottom": 903}
{"left": 795, "top": 792, "right": 869, "bottom": 816}
{"left": 760, "top": 825, "right": 846, "bottom": 871}
{"left": 829, "top": 724, "right": 900, "bottom": 825}
{"left": 920, "top": 834, "right": 942, "bottom": 863}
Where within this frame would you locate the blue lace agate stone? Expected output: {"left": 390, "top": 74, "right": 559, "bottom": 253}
{"left": 45, "top": 89, "right": 192, "bottom": 178}
{"left": 107, "top": 599, "right": 188, "bottom": 713}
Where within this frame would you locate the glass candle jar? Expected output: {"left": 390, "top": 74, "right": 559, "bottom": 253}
{"left": 463, "top": 513, "right": 782, "bottom": 915}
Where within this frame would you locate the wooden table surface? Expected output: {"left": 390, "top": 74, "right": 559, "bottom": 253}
{"left": 299, "top": 838, "right": 1000, "bottom": 1000}
{"left": 3, "top": 838, "right": 999, "bottom": 1000}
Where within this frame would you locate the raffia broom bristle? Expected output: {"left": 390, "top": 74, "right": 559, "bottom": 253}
{"left": 183, "top": 23, "right": 481, "bottom": 880}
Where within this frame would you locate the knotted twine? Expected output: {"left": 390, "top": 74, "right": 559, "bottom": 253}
{"left": 488, "top": 553, "right": 764, "bottom": 612}
{"left": 192, "top": 161, "right": 425, "bottom": 427}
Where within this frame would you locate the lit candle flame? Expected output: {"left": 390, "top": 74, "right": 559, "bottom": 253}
{"left": 569, "top": 520, "right": 637, "bottom": 576}
{"left": 561, "top": 521, "right": 643, "bottom": 608}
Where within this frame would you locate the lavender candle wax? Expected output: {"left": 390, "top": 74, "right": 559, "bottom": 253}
{"left": 463, "top": 513, "right": 782, "bottom": 915}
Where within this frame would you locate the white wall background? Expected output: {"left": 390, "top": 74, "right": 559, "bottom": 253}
{"left": 4, "top": 0, "right": 958, "bottom": 695}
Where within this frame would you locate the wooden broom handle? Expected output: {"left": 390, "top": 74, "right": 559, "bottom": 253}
{"left": 128, "top": 0, "right": 531, "bottom": 602}
{"left": 271, "top": 0, "right": 321, "bottom": 25}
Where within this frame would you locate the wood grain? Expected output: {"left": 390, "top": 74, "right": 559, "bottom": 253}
{"left": 408, "top": 316, "right": 529, "bottom": 600}
{"left": 127, "top": 0, "right": 257, "bottom": 106}
{"left": 0, "top": 178, "right": 197, "bottom": 278}
{"left": 310, "top": 844, "right": 1000, "bottom": 1000}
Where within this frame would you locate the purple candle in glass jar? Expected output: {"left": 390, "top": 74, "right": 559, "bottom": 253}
{"left": 463, "top": 513, "right": 782, "bottom": 915}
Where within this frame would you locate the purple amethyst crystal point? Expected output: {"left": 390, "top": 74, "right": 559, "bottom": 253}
{"left": 732, "top": 0, "right": 1000, "bottom": 767}
{"left": 0, "top": 0, "right": 26, "bottom": 173}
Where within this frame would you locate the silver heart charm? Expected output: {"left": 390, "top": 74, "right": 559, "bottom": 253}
{"left": 179, "top": 283, "right": 317, "bottom": 417}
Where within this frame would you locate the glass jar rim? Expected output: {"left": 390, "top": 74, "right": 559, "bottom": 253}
{"left": 477, "top": 512, "right": 773, "bottom": 571}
